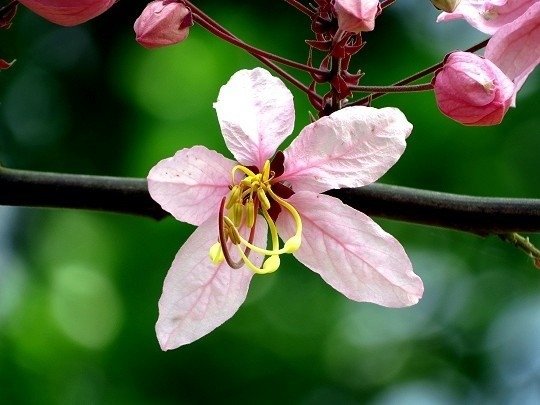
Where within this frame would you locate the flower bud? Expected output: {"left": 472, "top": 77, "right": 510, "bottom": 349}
{"left": 18, "top": 0, "right": 115, "bottom": 26}
{"left": 430, "top": 0, "right": 461, "bottom": 13}
{"left": 334, "top": 0, "right": 379, "bottom": 33}
{"left": 433, "top": 52, "right": 515, "bottom": 126}
{"left": 0, "top": 58, "right": 15, "bottom": 70}
{"left": 134, "top": 1, "right": 193, "bottom": 49}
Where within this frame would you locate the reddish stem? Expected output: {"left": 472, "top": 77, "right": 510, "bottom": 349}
{"left": 185, "top": 1, "right": 322, "bottom": 102}
{"left": 345, "top": 38, "right": 489, "bottom": 107}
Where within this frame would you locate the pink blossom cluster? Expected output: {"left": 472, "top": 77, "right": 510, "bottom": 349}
{"left": 434, "top": 0, "right": 540, "bottom": 125}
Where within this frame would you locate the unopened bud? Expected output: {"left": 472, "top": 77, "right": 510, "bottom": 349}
{"left": 134, "top": 0, "right": 193, "bottom": 49}
{"left": 433, "top": 52, "right": 515, "bottom": 126}
{"left": 334, "top": 0, "right": 379, "bottom": 33}
{"left": 430, "top": 0, "right": 461, "bottom": 13}
{"left": 19, "top": 0, "right": 115, "bottom": 26}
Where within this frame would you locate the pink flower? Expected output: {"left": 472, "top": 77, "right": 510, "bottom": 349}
{"left": 437, "top": 0, "right": 537, "bottom": 35}
{"left": 484, "top": 2, "right": 540, "bottom": 106}
{"left": 148, "top": 68, "right": 424, "bottom": 350}
{"left": 18, "top": 0, "right": 116, "bottom": 26}
{"left": 334, "top": 0, "right": 380, "bottom": 33}
{"left": 433, "top": 51, "right": 515, "bottom": 125}
{"left": 134, "top": 0, "right": 193, "bottom": 49}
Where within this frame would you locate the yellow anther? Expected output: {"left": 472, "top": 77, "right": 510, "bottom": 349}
{"left": 283, "top": 234, "right": 301, "bottom": 253}
{"left": 231, "top": 202, "right": 244, "bottom": 228}
{"left": 262, "top": 160, "right": 271, "bottom": 181}
{"left": 209, "top": 242, "right": 224, "bottom": 265}
{"left": 262, "top": 255, "right": 280, "bottom": 274}
{"left": 226, "top": 222, "right": 241, "bottom": 245}
{"left": 257, "top": 188, "right": 271, "bottom": 211}
{"left": 226, "top": 186, "right": 241, "bottom": 209}
{"left": 246, "top": 200, "right": 255, "bottom": 228}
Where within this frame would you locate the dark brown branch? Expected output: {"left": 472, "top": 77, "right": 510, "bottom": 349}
{"left": 1, "top": 167, "right": 539, "bottom": 235}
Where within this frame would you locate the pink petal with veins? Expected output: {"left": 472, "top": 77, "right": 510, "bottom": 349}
{"left": 156, "top": 215, "right": 267, "bottom": 350}
{"left": 276, "top": 192, "right": 423, "bottom": 308}
{"left": 281, "top": 106, "right": 411, "bottom": 194}
{"left": 437, "top": 0, "right": 536, "bottom": 35}
{"left": 148, "top": 146, "right": 235, "bottom": 226}
{"left": 485, "top": 2, "right": 540, "bottom": 105}
{"left": 213, "top": 68, "right": 295, "bottom": 169}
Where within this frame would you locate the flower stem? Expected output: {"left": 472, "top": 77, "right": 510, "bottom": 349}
{"left": 185, "top": 1, "right": 322, "bottom": 101}
{"left": 192, "top": 14, "right": 323, "bottom": 75}
{"left": 350, "top": 83, "right": 434, "bottom": 93}
{"left": 380, "top": 0, "right": 397, "bottom": 10}
{"left": 345, "top": 38, "right": 489, "bottom": 107}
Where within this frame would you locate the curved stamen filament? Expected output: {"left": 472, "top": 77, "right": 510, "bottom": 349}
{"left": 266, "top": 186, "right": 302, "bottom": 252}
{"left": 232, "top": 164, "right": 256, "bottom": 179}
{"left": 217, "top": 197, "right": 258, "bottom": 269}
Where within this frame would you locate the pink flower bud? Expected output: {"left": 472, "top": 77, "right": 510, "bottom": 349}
{"left": 18, "top": 0, "right": 116, "bottom": 27}
{"left": 334, "top": 0, "right": 379, "bottom": 33}
{"left": 0, "top": 58, "right": 15, "bottom": 70}
{"left": 433, "top": 52, "right": 515, "bottom": 126}
{"left": 134, "top": 1, "right": 192, "bottom": 49}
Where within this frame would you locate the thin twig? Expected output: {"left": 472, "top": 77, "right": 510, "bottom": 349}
{"left": 346, "top": 39, "right": 489, "bottom": 107}
{"left": 499, "top": 233, "right": 540, "bottom": 268}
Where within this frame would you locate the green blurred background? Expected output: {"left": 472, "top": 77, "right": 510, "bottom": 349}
{"left": 1, "top": 1, "right": 539, "bottom": 403}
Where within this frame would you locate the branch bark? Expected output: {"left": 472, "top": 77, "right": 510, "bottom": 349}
{"left": 1, "top": 167, "right": 539, "bottom": 235}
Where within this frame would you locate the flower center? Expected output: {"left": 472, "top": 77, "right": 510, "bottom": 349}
{"left": 208, "top": 159, "right": 302, "bottom": 274}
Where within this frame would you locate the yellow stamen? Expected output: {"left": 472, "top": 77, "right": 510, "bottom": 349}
{"left": 211, "top": 160, "right": 304, "bottom": 274}
{"left": 231, "top": 202, "right": 244, "bottom": 228}
{"left": 209, "top": 242, "right": 224, "bottom": 264}
{"left": 257, "top": 188, "right": 271, "bottom": 211}
{"left": 266, "top": 186, "right": 302, "bottom": 253}
{"left": 246, "top": 200, "right": 255, "bottom": 228}
{"left": 225, "top": 186, "right": 241, "bottom": 209}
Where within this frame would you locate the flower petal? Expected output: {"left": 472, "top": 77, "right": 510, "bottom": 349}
{"left": 213, "top": 68, "right": 295, "bottom": 168}
{"left": 276, "top": 192, "right": 423, "bottom": 308}
{"left": 156, "top": 215, "right": 267, "bottom": 350}
{"left": 485, "top": 2, "right": 540, "bottom": 105}
{"left": 148, "top": 146, "right": 235, "bottom": 226}
{"left": 281, "top": 106, "right": 412, "bottom": 194}
{"left": 437, "top": 0, "right": 535, "bottom": 35}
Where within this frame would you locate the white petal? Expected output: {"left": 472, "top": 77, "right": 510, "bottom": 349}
{"left": 148, "top": 146, "right": 235, "bottom": 226}
{"left": 276, "top": 192, "right": 423, "bottom": 307}
{"left": 213, "top": 68, "right": 295, "bottom": 168}
{"left": 156, "top": 215, "right": 267, "bottom": 350}
{"left": 281, "top": 106, "right": 412, "bottom": 194}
